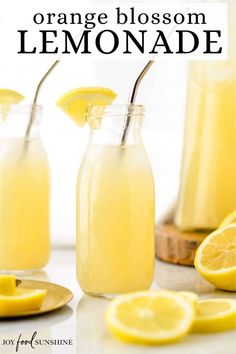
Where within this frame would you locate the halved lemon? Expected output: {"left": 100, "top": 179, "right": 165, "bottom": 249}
{"left": 0, "top": 275, "right": 16, "bottom": 296}
{"left": 0, "top": 288, "right": 47, "bottom": 316}
{"left": 219, "top": 210, "right": 236, "bottom": 229}
{"left": 105, "top": 290, "right": 195, "bottom": 345}
{"left": 56, "top": 87, "right": 116, "bottom": 126}
{"left": 194, "top": 224, "right": 236, "bottom": 291}
{"left": 0, "top": 89, "right": 24, "bottom": 105}
{"left": 191, "top": 299, "right": 236, "bottom": 333}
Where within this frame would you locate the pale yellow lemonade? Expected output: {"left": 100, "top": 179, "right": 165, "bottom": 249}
{"left": 175, "top": 61, "right": 236, "bottom": 231}
{"left": 56, "top": 90, "right": 154, "bottom": 295}
{"left": 0, "top": 138, "right": 50, "bottom": 270}
{"left": 77, "top": 144, "right": 155, "bottom": 295}
{"left": 175, "top": 1, "right": 236, "bottom": 231}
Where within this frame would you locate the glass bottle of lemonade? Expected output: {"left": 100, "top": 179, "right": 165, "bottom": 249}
{"left": 175, "top": 1, "right": 236, "bottom": 231}
{"left": 0, "top": 105, "right": 50, "bottom": 271}
{"left": 76, "top": 105, "right": 155, "bottom": 296}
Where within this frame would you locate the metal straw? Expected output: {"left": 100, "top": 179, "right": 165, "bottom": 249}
{"left": 25, "top": 60, "right": 60, "bottom": 140}
{"left": 119, "top": 6, "right": 189, "bottom": 145}
{"left": 120, "top": 60, "right": 154, "bottom": 145}
{"left": 24, "top": 28, "right": 85, "bottom": 140}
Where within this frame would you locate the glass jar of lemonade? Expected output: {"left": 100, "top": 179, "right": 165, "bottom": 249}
{"left": 175, "top": 1, "right": 236, "bottom": 231}
{"left": 76, "top": 105, "right": 155, "bottom": 296}
{"left": 0, "top": 105, "right": 50, "bottom": 271}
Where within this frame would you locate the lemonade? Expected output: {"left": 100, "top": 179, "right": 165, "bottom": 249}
{"left": 77, "top": 144, "right": 155, "bottom": 295}
{"left": 0, "top": 137, "right": 50, "bottom": 271}
{"left": 175, "top": 61, "right": 236, "bottom": 230}
{"left": 56, "top": 90, "right": 155, "bottom": 296}
{"left": 175, "top": 1, "right": 236, "bottom": 231}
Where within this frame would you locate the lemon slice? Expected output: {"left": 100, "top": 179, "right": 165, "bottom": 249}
{"left": 105, "top": 291, "right": 195, "bottom": 345}
{"left": 219, "top": 210, "right": 236, "bottom": 228}
{"left": 0, "top": 288, "right": 47, "bottom": 316}
{"left": 192, "top": 299, "right": 236, "bottom": 333}
{"left": 0, "top": 89, "right": 24, "bottom": 105}
{"left": 56, "top": 87, "right": 117, "bottom": 126}
{"left": 0, "top": 275, "right": 16, "bottom": 295}
{"left": 194, "top": 224, "right": 236, "bottom": 291}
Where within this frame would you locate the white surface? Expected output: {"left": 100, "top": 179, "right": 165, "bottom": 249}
{"left": 0, "top": 248, "right": 235, "bottom": 354}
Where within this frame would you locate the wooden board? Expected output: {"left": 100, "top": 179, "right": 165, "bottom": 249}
{"left": 155, "top": 222, "right": 209, "bottom": 266}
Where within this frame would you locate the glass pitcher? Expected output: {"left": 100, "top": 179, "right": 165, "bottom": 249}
{"left": 0, "top": 105, "right": 50, "bottom": 271}
{"left": 76, "top": 105, "right": 155, "bottom": 296}
{"left": 175, "top": 0, "right": 236, "bottom": 231}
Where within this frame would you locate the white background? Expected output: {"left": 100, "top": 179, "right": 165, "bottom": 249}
{"left": 0, "top": 0, "right": 228, "bottom": 246}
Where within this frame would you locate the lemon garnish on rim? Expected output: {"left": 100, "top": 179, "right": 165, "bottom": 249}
{"left": 219, "top": 210, "right": 236, "bottom": 228}
{"left": 191, "top": 299, "right": 236, "bottom": 333}
{"left": 56, "top": 87, "right": 117, "bottom": 126}
{"left": 0, "top": 288, "right": 47, "bottom": 316}
{"left": 194, "top": 224, "right": 236, "bottom": 291}
{"left": 0, "top": 89, "right": 24, "bottom": 105}
{"left": 0, "top": 89, "right": 25, "bottom": 120}
{"left": 105, "top": 290, "right": 195, "bottom": 345}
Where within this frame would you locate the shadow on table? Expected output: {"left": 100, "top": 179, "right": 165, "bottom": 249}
{"left": 153, "top": 259, "right": 236, "bottom": 299}
{"left": 0, "top": 304, "right": 73, "bottom": 329}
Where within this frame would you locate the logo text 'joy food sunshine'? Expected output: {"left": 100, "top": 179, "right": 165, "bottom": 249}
{"left": 17, "top": 4, "right": 228, "bottom": 60}
{"left": 1, "top": 332, "right": 73, "bottom": 352}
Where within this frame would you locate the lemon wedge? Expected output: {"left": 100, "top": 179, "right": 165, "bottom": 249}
{"left": 56, "top": 87, "right": 117, "bottom": 126}
{"left": 192, "top": 299, "right": 236, "bottom": 333}
{"left": 219, "top": 210, "right": 236, "bottom": 228}
{"left": 105, "top": 290, "right": 195, "bottom": 345}
{"left": 0, "top": 288, "right": 47, "bottom": 316}
{"left": 194, "top": 224, "right": 236, "bottom": 291}
{"left": 0, "top": 89, "right": 24, "bottom": 105}
{"left": 0, "top": 275, "right": 16, "bottom": 295}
